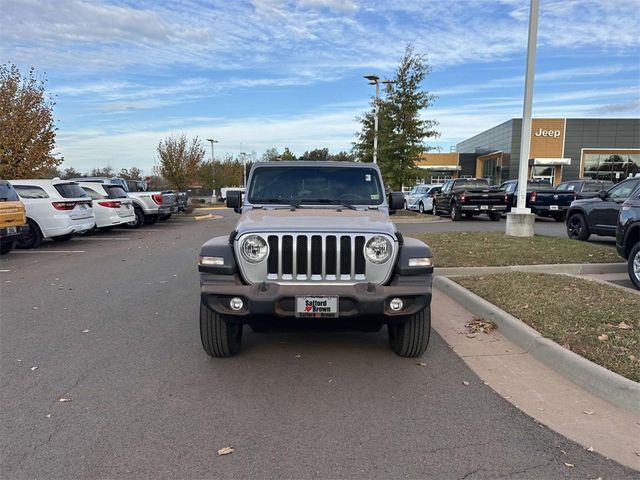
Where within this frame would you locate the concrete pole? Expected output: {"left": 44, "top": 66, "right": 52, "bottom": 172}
{"left": 373, "top": 80, "right": 379, "bottom": 165}
{"left": 506, "top": 0, "right": 538, "bottom": 237}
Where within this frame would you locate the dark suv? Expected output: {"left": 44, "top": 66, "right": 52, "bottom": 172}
{"left": 566, "top": 177, "right": 640, "bottom": 241}
{"left": 616, "top": 184, "right": 640, "bottom": 289}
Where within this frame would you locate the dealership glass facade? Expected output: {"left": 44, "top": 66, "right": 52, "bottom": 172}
{"left": 582, "top": 152, "right": 640, "bottom": 181}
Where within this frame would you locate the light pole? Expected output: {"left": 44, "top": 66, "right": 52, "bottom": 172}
{"left": 240, "top": 152, "right": 247, "bottom": 188}
{"left": 506, "top": 0, "right": 539, "bottom": 237}
{"left": 207, "top": 138, "right": 218, "bottom": 198}
{"left": 364, "top": 75, "right": 395, "bottom": 164}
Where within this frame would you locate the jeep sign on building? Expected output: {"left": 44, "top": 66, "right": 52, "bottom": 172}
{"left": 415, "top": 118, "right": 639, "bottom": 186}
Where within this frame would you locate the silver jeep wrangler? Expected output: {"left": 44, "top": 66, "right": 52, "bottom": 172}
{"left": 198, "top": 161, "right": 434, "bottom": 357}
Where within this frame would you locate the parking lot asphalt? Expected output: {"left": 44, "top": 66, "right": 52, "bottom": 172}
{"left": 1, "top": 210, "right": 635, "bottom": 479}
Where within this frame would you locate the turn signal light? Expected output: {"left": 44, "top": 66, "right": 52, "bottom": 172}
{"left": 530, "top": 191, "right": 537, "bottom": 202}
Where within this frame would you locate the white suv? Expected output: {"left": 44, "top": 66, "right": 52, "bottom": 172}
{"left": 78, "top": 182, "right": 135, "bottom": 230}
{"left": 10, "top": 179, "right": 95, "bottom": 248}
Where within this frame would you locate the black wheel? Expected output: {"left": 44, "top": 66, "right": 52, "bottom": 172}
{"left": 52, "top": 233, "right": 74, "bottom": 242}
{"left": 144, "top": 214, "right": 159, "bottom": 225}
{"left": 432, "top": 204, "right": 439, "bottom": 216}
{"left": 16, "top": 219, "right": 42, "bottom": 249}
{"left": 418, "top": 202, "right": 425, "bottom": 214}
{"left": 200, "top": 303, "right": 243, "bottom": 357}
{"left": 553, "top": 213, "right": 566, "bottom": 222}
{"left": 388, "top": 307, "right": 431, "bottom": 357}
{"left": 0, "top": 240, "right": 15, "bottom": 255}
{"left": 489, "top": 212, "right": 501, "bottom": 222}
{"left": 628, "top": 242, "right": 640, "bottom": 290}
{"left": 159, "top": 213, "right": 172, "bottom": 221}
{"left": 404, "top": 201, "right": 408, "bottom": 210}
{"left": 567, "top": 214, "right": 590, "bottom": 241}
{"left": 126, "top": 207, "right": 145, "bottom": 229}
{"left": 450, "top": 203, "right": 461, "bottom": 221}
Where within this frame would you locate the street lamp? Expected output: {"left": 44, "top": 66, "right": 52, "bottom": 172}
{"left": 207, "top": 138, "right": 218, "bottom": 202}
{"left": 240, "top": 151, "right": 247, "bottom": 188}
{"left": 364, "top": 75, "right": 394, "bottom": 164}
{"left": 206, "top": 138, "right": 218, "bottom": 162}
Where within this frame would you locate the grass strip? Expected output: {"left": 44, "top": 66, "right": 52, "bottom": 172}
{"left": 412, "top": 232, "right": 621, "bottom": 267}
{"left": 455, "top": 272, "right": 640, "bottom": 382}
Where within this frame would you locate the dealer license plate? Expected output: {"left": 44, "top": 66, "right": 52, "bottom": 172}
{"left": 480, "top": 205, "right": 488, "bottom": 210}
{"left": 550, "top": 205, "right": 559, "bottom": 211}
{"left": 296, "top": 296, "right": 339, "bottom": 318}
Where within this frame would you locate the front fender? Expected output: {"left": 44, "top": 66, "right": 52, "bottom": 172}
{"left": 199, "top": 235, "right": 237, "bottom": 275}
{"left": 394, "top": 237, "right": 434, "bottom": 276}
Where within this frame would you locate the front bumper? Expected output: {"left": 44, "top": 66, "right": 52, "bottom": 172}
{"left": 201, "top": 273, "right": 432, "bottom": 323}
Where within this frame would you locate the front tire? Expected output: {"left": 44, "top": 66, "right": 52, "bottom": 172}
{"left": 200, "top": 303, "right": 243, "bottom": 357}
{"left": 388, "top": 307, "right": 431, "bottom": 357}
{"left": 489, "top": 212, "right": 501, "bottom": 222}
{"left": 567, "top": 213, "right": 590, "bottom": 241}
{"left": 628, "top": 242, "right": 640, "bottom": 290}
{"left": 418, "top": 202, "right": 425, "bottom": 214}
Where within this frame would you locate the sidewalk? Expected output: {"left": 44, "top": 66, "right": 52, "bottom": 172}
{"left": 431, "top": 289, "right": 640, "bottom": 471}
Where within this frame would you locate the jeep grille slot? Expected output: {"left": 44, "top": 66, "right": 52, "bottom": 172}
{"left": 260, "top": 233, "right": 383, "bottom": 283}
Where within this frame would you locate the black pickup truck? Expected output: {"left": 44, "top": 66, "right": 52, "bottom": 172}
{"left": 499, "top": 179, "right": 573, "bottom": 222}
{"left": 616, "top": 183, "right": 640, "bottom": 289}
{"left": 434, "top": 178, "right": 506, "bottom": 221}
{"left": 556, "top": 179, "right": 613, "bottom": 199}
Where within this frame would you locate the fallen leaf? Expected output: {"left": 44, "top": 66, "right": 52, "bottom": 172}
{"left": 617, "top": 322, "right": 632, "bottom": 330}
{"left": 597, "top": 334, "right": 608, "bottom": 341}
{"left": 417, "top": 362, "right": 427, "bottom": 366}
{"left": 217, "top": 447, "right": 234, "bottom": 456}
{"left": 635, "top": 452, "right": 640, "bottom": 457}
{"left": 563, "top": 462, "right": 574, "bottom": 468}
{"left": 463, "top": 381, "right": 470, "bottom": 386}
{"left": 30, "top": 366, "right": 38, "bottom": 371}
{"left": 587, "top": 447, "right": 594, "bottom": 452}
{"left": 59, "top": 397, "right": 72, "bottom": 403}
{"left": 46, "top": 414, "right": 52, "bottom": 418}
{"left": 583, "top": 410, "right": 595, "bottom": 415}
{"left": 295, "top": 354, "right": 301, "bottom": 359}
{"left": 33, "top": 306, "right": 39, "bottom": 310}
{"left": 537, "top": 407, "right": 544, "bottom": 411}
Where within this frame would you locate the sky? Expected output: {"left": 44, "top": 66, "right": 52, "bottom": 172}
{"left": 2, "top": 0, "right": 639, "bottom": 175}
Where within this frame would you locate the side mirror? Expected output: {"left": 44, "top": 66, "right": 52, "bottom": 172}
{"left": 388, "top": 192, "right": 405, "bottom": 214}
{"left": 226, "top": 190, "right": 243, "bottom": 213}
{"left": 598, "top": 190, "right": 608, "bottom": 200}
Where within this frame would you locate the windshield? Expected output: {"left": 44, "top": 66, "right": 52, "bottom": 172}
{"left": 248, "top": 166, "right": 384, "bottom": 206}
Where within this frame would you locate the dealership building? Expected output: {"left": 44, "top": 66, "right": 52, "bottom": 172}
{"left": 416, "top": 118, "right": 640, "bottom": 185}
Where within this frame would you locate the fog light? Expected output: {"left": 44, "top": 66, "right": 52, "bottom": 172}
{"left": 229, "top": 297, "right": 244, "bottom": 311}
{"left": 389, "top": 298, "right": 404, "bottom": 311}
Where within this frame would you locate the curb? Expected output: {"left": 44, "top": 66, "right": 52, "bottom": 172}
{"left": 435, "top": 262, "right": 627, "bottom": 277}
{"left": 434, "top": 276, "right": 640, "bottom": 414}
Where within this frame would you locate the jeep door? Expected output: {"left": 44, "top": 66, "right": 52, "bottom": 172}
{"left": 589, "top": 178, "right": 640, "bottom": 235}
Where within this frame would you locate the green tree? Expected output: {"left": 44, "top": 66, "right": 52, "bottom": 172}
{"left": 89, "top": 166, "right": 115, "bottom": 177}
{"left": 261, "top": 147, "right": 280, "bottom": 162}
{"left": 61, "top": 166, "right": 83, "bottom": 179}
{"left": 0, "top": 63, "right": 61, "bottom": 179}
{"left": 280, "top": 147, "right": 296, "bottom": 161}
{"left": 354, "top": 45, "right": 439, "bottom": 189}
{"left": 299, "top": 148, "right": 329, "bottom": 161}
{"left": 155, "top": 134, "right": 205, "bottom": 189}
{"left": 328, "top": 151, "right": 356, "bottom": 162}
{"left": 37, "top": 165, "right": 62, "bottom": 178}
{"left": 118, "top": 167, "right": 143, "bottom": 180}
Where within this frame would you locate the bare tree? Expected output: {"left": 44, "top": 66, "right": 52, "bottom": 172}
{"left": 156, "top": 134, "right": 205, "bottom": 189}
{"left": 0, "top": 63, "right": 61, "bottom": 179}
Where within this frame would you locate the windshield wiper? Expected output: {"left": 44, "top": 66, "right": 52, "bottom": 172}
{"left": 305, "top": 198, "right": 358, "bottom": 210}
{"left": 257, "top": 198, "right": 302, "bottom": 209}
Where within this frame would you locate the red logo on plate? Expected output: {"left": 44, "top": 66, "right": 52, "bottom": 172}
{"left": 305, "top": 306, "right": 312, "bottom": 312}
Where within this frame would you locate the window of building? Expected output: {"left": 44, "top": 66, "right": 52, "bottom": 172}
{"left": 582, "top": 152, "right": 640, "bottom": 183}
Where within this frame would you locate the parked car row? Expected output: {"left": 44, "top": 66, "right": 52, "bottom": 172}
{"left": 0, "top": 177, "right": 184, "bottom": 254}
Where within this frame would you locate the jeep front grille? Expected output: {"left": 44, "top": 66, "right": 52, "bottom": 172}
{"left": 235, "top": 233, "right": 396, "bottom": 285}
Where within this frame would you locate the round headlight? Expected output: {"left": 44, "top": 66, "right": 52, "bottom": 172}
{"left": 240, "top": 235, "right": 268, "bottom": 263}
{"left": 364, "top": 235, "right": 392, "bottom": 264}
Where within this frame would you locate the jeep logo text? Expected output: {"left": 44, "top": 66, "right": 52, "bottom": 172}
{"left": 534, "top": 128, "right": 561, "bottom": 138}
